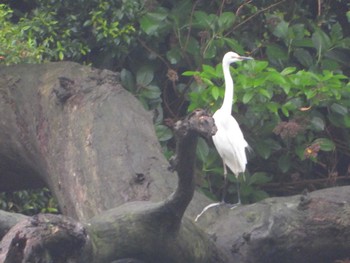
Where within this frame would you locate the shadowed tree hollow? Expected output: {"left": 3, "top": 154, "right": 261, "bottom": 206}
{"left": 0, "top": 62, "right": 350, "bottom": 262}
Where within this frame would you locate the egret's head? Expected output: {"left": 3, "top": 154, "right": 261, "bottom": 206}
{"left": 223, "top": 51, "right": 253, "bottom": 65}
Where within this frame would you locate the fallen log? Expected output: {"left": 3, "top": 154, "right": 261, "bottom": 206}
{"left": 1, "top": 62, "right": 350, "bottom": 262}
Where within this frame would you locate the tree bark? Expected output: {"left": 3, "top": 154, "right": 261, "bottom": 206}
{"left": 0, "top": 62, "right": 209, "bottom": 221}
{"left": 195, "top": 186, "right": 350, "bottom": 263}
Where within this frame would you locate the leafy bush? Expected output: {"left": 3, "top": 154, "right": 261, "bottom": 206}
{"left": 185, "top": 58, "right": 349, "bottom": 203}
{"left": 0, "top": 188, "right": 59, "bottom": 215}
{"left": 0, "top": 4, "right": 45, "bottom": 64}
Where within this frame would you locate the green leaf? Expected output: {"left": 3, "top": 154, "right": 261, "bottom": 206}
{"left": 136, "top": 66, "right": 154, "bottom": 86}
{"left": 266, "top": 102, "right": 280, "bottom": 113}
{"left": 258, "top": 88, "right": 271, "bottom": 99}
{"left": 218, "top": 12, "right": 235, "bottom": 31}
{"left": 58, "top": 51, "right": 64, "bottom": 60}
{"left": 266, "top": 44, "right": 288, "bottom": 62}
{"left": 166, "top": 47, "right": 182, "bottom": 64}
{"left": 280, "top": 67, "right": 296, "bottom": 76}
{"left": 272, "top": 20, "right": 289, "bottom": 40}
{"left": 223, "top": 38, "right": 244, "bottom": 54}
{"left": 196, "top": 137, "right": 209, "bottom": 163}
{"left": 139, "top": 8, "right": 168, "bottom": 35}
{"left": 255, "top": 139, "right": 281, "bottom": 159}
{"left": 120, "top": 68, "right": 135, "bottom": 92}
{"left": 249, "top": 172, "right": 272, "bottom": 185}
{"left": 155, "top": 124, "right": 173, "bottom": 142}
{"left": 330, "top": 103, "right": 348, "bottom": 115}
{"left": 186, "top": 36, "right": 200, "bottom": 55}
{"left": 193, "top": 11, "right": 215, "bottom": 29}
{"left": 242, "top": 91, "right": 254, "bottom": 104}
{"left": 211, "top": 86, "right": 220, "bottom": 100}
{"left": 253, "top": 61, "right": 269, "bottom": 72}
{"left": 278, "top": 155, "right": 290, "bottom": 173}
{"left": 202, "top": 64, "right": 217, "bottom": 78}
{"left": 204, "top": 42, "right": 217, "bottom": 59}
{"left": 312, "top": 29, "right": 331, "bottom": 55}
{"left": 293, "top": 48, "right": 314, "bottom": 67}
{"left": 182, "top": 70, "right": 199, "bottom": 76}
{"left": 140, "top": 85, "right": 161, "bottom": 99}
{"left": 281, "top": 105, "right": 289, "bottom": 117}
{"left": 330, "top": 23, "right": 343, "bottom": 42}
{"left": 310, "top": 116, "right": 325, "bottom": 131}
{"left": 313, "top": 138, "right": 335, "bottom": 152}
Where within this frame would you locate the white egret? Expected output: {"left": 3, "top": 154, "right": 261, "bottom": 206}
{"left": 195, "top": 51, "right": 252, "bottom": 221}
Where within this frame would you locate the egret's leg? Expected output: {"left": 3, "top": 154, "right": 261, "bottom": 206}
{"left": 236, "top": 174, "right": 241, "bottom": 205}
{"left": 230, "top": 174, "right": 241, "bottom": 209}
{"left": 221, "top": 162, "right": 228, "bottom": 203}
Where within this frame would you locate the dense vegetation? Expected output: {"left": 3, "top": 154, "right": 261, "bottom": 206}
{"left": 1, "top": 0, "right": 350, "bottom": 211}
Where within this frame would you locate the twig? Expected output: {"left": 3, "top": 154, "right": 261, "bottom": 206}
{"left": 224, "top": 0, "right": 286, "bottom": 37}
{"left": 137, "top": 37, "right": 170, "bottom": 69}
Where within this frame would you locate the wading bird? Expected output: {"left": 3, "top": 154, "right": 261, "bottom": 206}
{"left": 195, "top": 51, "right": 252, "bottom": 221}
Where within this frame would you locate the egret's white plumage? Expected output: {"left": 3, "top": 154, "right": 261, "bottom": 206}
{"left": 213, "top": 52, "right": 251, "bottom": 181}
{"left": 195, "top": 51, "right": 252, "bottom": 221}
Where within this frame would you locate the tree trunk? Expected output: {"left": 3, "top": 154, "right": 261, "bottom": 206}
{"left": 0, "top": 62, "right": 209, "bottom": 221}
{"left": 1, "top": 62, "right": 350, "bottom": 263}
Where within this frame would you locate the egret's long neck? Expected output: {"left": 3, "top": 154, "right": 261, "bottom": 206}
{"left": 221, "top": 61, "right": 234, "bottom": 113}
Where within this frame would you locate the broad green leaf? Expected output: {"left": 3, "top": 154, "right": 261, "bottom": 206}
{"left": 330, "top": 103, "right": 348, "bottom": 115}
{"left": 266, "top": 44, "right": 288, "bottom": 62}
{"left": 293, "top": 48, "right": 314, "bottom": 67}
{"left": 266, "top": 102, "right": 279, "bottom": 113}
{"left": 281, "top": 105, "right": 289, "bottom": 117}
{"left": 139, "top": 8, "right": 168, "bottom": 35}
{"left": 313, "top": 138, "right": 335, "bottom": 152}
{"left": 280, "top": 67, "right": 296, "bottom": 76}
{"left": 155, "top": 124, "right": 173, "bottom": 142}
{"left": 249, "top": 172, "right": 272, "bottom": 185}
{"left": 186, "top": 37, "right": 200, "bottom": 55}
{"left": 141, "top": 85, "right": 161, "bottom": 99}
{"left": 242, "top": 91, "right": 254, "bottom": 104}
{"left": 330, "top": 23, "right": 343, "bottom": 42}
{"left": 310, "top": 116, "right": 325, "bottom": 131}
{"left": 182, "top": 70, "right": 199, "bottom": 76}
{"left": 344, "top": 115, "right": 350, "bottom": 128}
{"left": 305, "top": 89, "right": 316, "bottom": 99}
{"left": 203, "top": 42, "right": 217, "bottom": 59}
{"left": 312, "top": 29, "right": 331, "bottom": 55}
{"left": 211, "top": 86, "right": 220, "bottom": 100}
{"left": 120, "top": 68, "right": 135, "bottom": 92}
{"left": 258, "top": 88, "right": 272, "bottom": 99}
{"left": 253, "top": 61, "right": 269, "bottom": 72}
{"left": 278, "top": 155, "right": 290, "bottom": 173}
{"left": 202, "top": 64, "right": 217, "bottom": 78}
{"left": 292, "top": 38, "right": 314, "bottom": 48}
{"left": 218, "top": 12, "right": 236, "bottom": 31}
{"left": 255, "top": 139, "right": 281, "bottom": 159}
{"left": 223, "top": 38, "right": 244, "bottom": 54}
{"left": 166, "top": 47, "right": 182, "bottom": 64}
{"left": 193, "top": 11, "right": 215, "bottom": 29}
{"left": 136, "top": 66, "right": 154, "bottom": 86}
{"left": 272, "top": 20, "right": 289, "bottom": 40}
{"left": 196, "top": 137, "right": 209, "bottom": 163}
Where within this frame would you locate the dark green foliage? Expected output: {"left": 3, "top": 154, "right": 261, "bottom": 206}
{"left": 1, "top": 0, "right": 350, "bottom": 207}
{"left": 0, "top": 188, "right": 58, "bottom": 215}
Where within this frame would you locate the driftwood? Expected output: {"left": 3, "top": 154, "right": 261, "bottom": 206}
{"left": 1, "top": 62, "right": 350, "bottom": 262}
